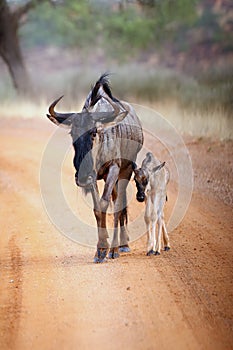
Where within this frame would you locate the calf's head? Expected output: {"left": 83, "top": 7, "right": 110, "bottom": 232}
{"left": 47, "top": 95, "right": 128, "bottom": 189}
{"left": 133, "top": 161, "right": 166, "bottom": 202}
{"left": 133, "top": 168, "right": 149, "bottom": 202}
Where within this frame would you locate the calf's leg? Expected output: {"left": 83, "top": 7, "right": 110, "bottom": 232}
{"left": 155, "top": 215, "right": 163, "bottom": 255}
{"left": 162, "top": 218, "right": 170, "bottom": 251}
{"left": 145, "top": 196, "right": 154, "bottom": 255}
{"left": 151, "top": 210, "right": 158, "bottom": 255}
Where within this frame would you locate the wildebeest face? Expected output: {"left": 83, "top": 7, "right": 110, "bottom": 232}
{"left": 47, "top": 95, "right": 128, "bottom": 189}
{"left": 134, "top": 168, "right": 148, "bottom": 202}
{"left": 71, "top": 114, "right": 97, "bottom": 188}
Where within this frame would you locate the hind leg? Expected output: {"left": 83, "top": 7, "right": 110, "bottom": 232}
{"left": 162, "top": 218, "right": 170, "bottom": 251}
{"left": 145, "top": 195, "right": 155, "bottom": 255}
{"left": 154, "top": 215, "right": 162, "bottom": 255}
{"left": 119, "top": 214, "right": 130, "bottom": 252}
{"left": 109, "top": 211, "right": 120, "bottom": 259}
{"left": 109, "top": 179, "right": 130, "bottom": 257}
{"left": 118, "top": 171, "right": 132, "bottom": 253}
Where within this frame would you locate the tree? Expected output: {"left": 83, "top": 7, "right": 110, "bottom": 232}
{"left": 0, "top": 0, "right": 52, "bottom": 94}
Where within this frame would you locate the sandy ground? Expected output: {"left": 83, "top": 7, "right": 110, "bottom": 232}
{"left": 0, "top": 118, "right": 232, "bottom": 350}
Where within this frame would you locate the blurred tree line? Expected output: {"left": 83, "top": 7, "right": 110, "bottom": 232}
{"left": 0, "top": 0, "right": 232, "bottom": 94}
{"left": 21, "top": 0, "right": 198, "bottom": 51}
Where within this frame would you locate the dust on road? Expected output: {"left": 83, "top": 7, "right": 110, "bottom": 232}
{"left": 0, "top": 119, "right": 232, "bottom": 350}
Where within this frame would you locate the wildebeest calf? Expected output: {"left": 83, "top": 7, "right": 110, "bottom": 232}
{"left": 133, "top": 152, "right": 170, "bottom": 255}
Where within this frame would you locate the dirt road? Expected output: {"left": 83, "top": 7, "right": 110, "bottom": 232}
{"left": 0, "top": 119, "right": 232, "bottom": 350}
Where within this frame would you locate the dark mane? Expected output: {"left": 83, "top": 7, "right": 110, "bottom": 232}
{"left": 90, "top": 73, "right": 119, "bottom": 107}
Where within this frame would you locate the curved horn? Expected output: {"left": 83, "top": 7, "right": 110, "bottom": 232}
{"left": 47, "top": 96, "right": 74, "bottom": 126}
{"left": 48, "top": 95, "right": 64, "bottom": 119}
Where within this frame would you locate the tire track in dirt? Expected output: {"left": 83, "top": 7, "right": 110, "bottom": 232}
{"left": 0, "top": 236, "right": 23, "bottom": 350}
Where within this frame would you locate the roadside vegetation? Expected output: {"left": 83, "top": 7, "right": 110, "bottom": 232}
{"left": 0, "top": 0, "right": 232, "bottom": 138}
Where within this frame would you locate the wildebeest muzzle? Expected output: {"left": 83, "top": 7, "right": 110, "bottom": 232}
{"left": 75, "top": 172, "right": 95, "bottom": 188}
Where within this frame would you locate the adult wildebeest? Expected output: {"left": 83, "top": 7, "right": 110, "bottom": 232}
{"left": 47, "top": 74, "right": 144, "bottom": 262}
{"left": 133, "top": 152, "right": 170, "bottom": 256}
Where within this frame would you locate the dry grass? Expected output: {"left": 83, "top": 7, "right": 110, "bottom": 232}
{"left": 0, "top": 62, "right": 232, "bottom": 140}
{"left": 147, "top": 101, "right": 233, "bottom": 140}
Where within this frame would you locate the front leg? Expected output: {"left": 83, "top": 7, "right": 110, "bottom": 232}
{"left": 94, "top": 164, "right": 120, "bottom": 262}
{"left": 91, "top": 185, "right": 109, "bottom": 263}
{"left": 93, "top": 210, "right": 110, "bottom": 263}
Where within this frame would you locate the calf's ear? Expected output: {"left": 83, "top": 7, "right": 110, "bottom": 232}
{"left": 132, "top": 162, "right": 138, "bottom": 171}
{"left": 153, "top": 162, "right": 165, "bottom": 173}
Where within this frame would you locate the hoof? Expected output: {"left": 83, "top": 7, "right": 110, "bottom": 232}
{"left": 93, "top": 257, "right": 107, "bottom": 263}
{"left": 94, "top": 248, "right": 108, "bottom": 263}
{"left": 155, "top": 251, "right": 161, "bottom": 256}
{"left": 164, "top": 246, "right": 170, "bottom": 251}
{"left": 119, "top": 246, "right": 131, "bottom": 253}
{"left": 146, "top": 249, "right": 156, "bottom": 256}
{"left": 108, "top": 249, "right": 120, "bottom": 259}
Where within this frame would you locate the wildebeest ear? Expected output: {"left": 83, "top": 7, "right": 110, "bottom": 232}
{"left": 153, "top": 162, "right": 165, "bottom": 173}
{"left": 94, "top": 110, "right": 128, "bottom": 128}
{"left": 111, "top": 110, "right": 128, "bottom": 124}
{"left": 47, "top": 96, "right": 74, "bottom": 126}
{"left": 92, "top": 94, "right": 128, "bottom": 127}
